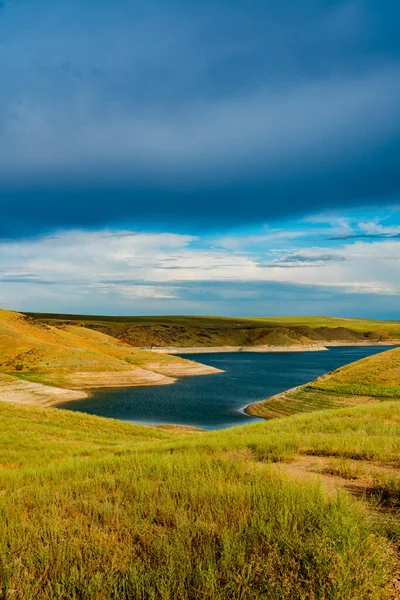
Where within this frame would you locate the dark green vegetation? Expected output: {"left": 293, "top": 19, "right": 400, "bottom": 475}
{"left": 247, "top": 346, "right": 400, "bottom": 419}
{"left": 0, "top": 399, "right": 399, "bottom": 599}
{"left": 24, "top": 312, "right": 400, "bottom": 347}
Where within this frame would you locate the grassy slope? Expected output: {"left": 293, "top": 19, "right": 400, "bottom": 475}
{"left": 2, "top": 317, "right": 400, "bottom": 598}
{"left": 246, "top": 346, "right": 400, "bottom": 419}
{"left": 0, "top": 310, "right": 218, "bottom": 394}
{"left": 255, "top": 315, "right": 400, "bottom": 335}
{"left": 0, "top": 400, "right": 399, "bottom": 599}
{"left": 25, "top": 312, "right": 400, "bottom": 347}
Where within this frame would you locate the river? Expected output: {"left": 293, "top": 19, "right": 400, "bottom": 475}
{"left": 58, "top": 346, "right": 392, "bottom": 429}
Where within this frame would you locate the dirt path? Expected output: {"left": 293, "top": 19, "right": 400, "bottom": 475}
{"left": 280, "top": 455, "right": 399, "bottom": 494}
{"left": 278, "top": 455, "right": 400, "bottom": 598}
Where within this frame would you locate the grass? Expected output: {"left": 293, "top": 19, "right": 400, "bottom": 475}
{"left": 2, "top": 314, "right": 400, "bottom": 598}
{"left": 252, "top": 316, "right": 400, "bottom": 337}
{"left": 246, "top": 346, "right": 400, "bottom": 419}
{"left": 0, "top": 310, "right": 216, "bottom": 393}
{"left": 371, "top": 474, "right": 400, "bottom": 509}
{"left": 0, "top": 400, "right": 399, "bottom": 599}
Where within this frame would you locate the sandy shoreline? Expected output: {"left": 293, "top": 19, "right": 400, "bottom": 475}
{"left": 0, "top": 362, "right": 222, "bottom": 409}
{"left": 144, "top": 341, "right": 399, "bottom": 354}
{"left": 0, "top": 374, "right": 89, "bottom": 407}
{"left": 243, "top": 383, "right": 303, "bottom": 419}
{"left": 323, "top": 341, "right": 400, "bottom": 347}
{"left": 145, "top": 344, "right": 327, "bottom": 354}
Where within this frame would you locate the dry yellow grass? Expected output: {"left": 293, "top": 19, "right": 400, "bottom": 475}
{"left": 0, "top": 315, "right": 400, "bottom": 598}
{"left": 0, "top": 400, "right": 399, "bottom": 599}
{"left": 0, "top": 310, "right": 220, "bottom": 404}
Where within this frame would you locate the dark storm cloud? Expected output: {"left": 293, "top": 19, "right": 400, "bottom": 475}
{"left": 1, "top": 0, "right": 400, "bottom": 237}
{"left": 276, "top": 252, "right": 347, "bottom": 265}
{"left": 329, "top": 232, "right": 400, "bottom": 241}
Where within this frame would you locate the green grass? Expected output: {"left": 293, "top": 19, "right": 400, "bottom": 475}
{"left": 2, "top": 323, "right": 400, "bottom": 599}
{"left": 252, "top": 316, "right": 400, "bottom": 335}
{"left": 25, "top": 313, "right": 400, "bottom": 331}
{"left": 0, "top": 400, "right": 399, "bottom": 599}
{"left": 247, "top": 346, "right": 400, "bottom": 420}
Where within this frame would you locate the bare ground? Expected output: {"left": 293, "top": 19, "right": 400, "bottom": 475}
{"left": 277, "top": 455, "right": 400, "bottom": 599}
{"left": 63, "top": 368, "right": 176, "bottom": 389}
{"left": 147, "top": 345, "right": 326, "bottom": 354}
{"left": 0, "top": 374, "right": 88, "bottom": 406}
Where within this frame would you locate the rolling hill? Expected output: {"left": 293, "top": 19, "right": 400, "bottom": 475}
{"left": 0, "top": 311, "right": 400, "bottom": 597}
{"left": 246, "top": 345, "right": 400, "bottom": 419}
{"left": 24, "top": 312, "right": 400, "bottom": 348}
{"left": 0, "top": 310, "right": 220, "bottom": 405}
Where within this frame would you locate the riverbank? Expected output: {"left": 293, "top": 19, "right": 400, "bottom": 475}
{"left": 0, "top": 373, "right": 89, "bottom": 407}
{"left": 145, "top": 340, "right": 400, "bottom": 354}
{"left": 146, "top": 344, "right": 327, "bottom": 354}
{"left": 245, "top": 345, "right": 400, "bottom": 420}
{"left": 0, "top": 363, "right": 222, "bottom": 408}
{"left": 0, "top": 310, "right": 222, "bottom": 408}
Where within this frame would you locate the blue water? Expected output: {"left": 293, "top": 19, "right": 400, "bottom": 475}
{"left": 58, "top": 346, "right": 393, "bottom": 429}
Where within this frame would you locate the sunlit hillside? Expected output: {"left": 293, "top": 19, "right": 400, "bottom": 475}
{"left": 247, "top": 345, "right": 400, "bottom": 419}
{"left": 0, "top": 397, "right": 399, "bottom": 599}
{"left": 0, "top": 310, "right": 219, "bottom": 401}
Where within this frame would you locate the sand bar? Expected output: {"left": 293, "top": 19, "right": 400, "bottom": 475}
{"left": 145, "top": 341, "right": 400, "bottom": 354}
{"left": 145, "top": 344, "right": 327, "bottom": 354}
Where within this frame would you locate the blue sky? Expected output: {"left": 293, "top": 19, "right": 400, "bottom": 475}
{"left": 0, "top": 1, "right": 399, "bottom": 316}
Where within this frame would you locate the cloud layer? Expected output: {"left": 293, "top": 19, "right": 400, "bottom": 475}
{"left": 1, "top": 211, "right": 400, "bottom": 316}
{"left": 0, "top": 1, "right": 399, "bottom": 236}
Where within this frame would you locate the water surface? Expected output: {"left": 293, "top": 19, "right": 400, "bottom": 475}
{"left": 59, "top": 346, "right": 392, "bottom": 429}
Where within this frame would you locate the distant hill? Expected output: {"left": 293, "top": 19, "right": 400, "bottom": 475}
{"left": 25, "top": 312, "right": 400, "bottom": 348}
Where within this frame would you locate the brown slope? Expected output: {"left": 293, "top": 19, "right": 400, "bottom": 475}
{"left": 0, "top": 310, "right": 221, "bottom": 397}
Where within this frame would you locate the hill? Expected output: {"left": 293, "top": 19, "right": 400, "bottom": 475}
{"left": 0, "top": 310, "right": 219, "bottom": 405}
{"left": 24, "top": 312, "right": 400, "bottom": 348}
{"left": 246, "top": 345, "right": 400, "bottom": 419}
{"left": 0, "top": 394, "right": 399, "bottom": 598}
{"left": 1, "top": 311, "right": 400, "bottom": 597}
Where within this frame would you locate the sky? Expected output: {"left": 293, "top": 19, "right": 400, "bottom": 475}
{"left": 1, "top": 0, "right": 399, "bottom": 317}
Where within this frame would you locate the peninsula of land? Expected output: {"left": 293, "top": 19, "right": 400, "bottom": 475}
{"left": 0, "top": 310, "right": 221, "bottom": 407}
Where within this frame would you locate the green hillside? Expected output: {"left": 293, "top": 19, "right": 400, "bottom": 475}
{"left": 0, "top": 399, "right": 399, "bottom": 599}
{"left": 1, "top": 316, "right": 400, "bottom": 598}
{"left": 247, "top": 345, "right": 400, "bottom": 419}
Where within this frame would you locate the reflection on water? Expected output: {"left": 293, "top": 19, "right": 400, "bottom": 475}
{"left": 58, "top": 346, "right": 392, "bottom": 430}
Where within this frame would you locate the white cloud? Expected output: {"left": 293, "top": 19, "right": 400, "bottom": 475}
{"left": 1, "top": 223, "right": 400, "bottom": 315}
